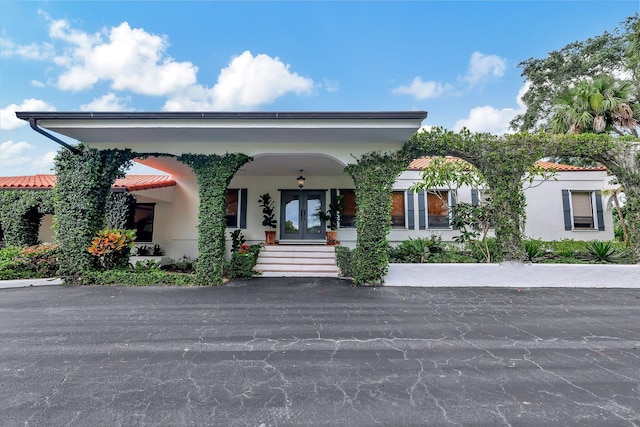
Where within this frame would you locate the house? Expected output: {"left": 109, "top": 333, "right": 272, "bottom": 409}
{"left": 6, "top": 111, "right": 615, "bottom": 276}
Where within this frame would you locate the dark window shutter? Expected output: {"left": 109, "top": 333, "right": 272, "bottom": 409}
{"left": 240, "top": 189, "right": 248, "bottom": 229}
{"left": 406, "top": 190, "right": 415, "bottom": 230}
{"left": 595, "top": 191, "right": 605, "bottom": 231}
{"left": 450, "top": 190, "right": 457, "bottom": 229}
{"left": 418, "top": 190, "right": 426, "bottom": 230}
{"left": 561, "top": 190, "right": 572, "bottom": 230}
{"left": 471, "top": 189, "right": 478, "bottom": 206}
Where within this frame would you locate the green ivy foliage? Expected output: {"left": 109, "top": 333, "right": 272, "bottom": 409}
{"left": 0, "top": 191, "right": 54, "bottom": 247}
{"left": 345, "top": 151, "right": 410, "bottom": 285}
{"left": 178, "top": 153, "right": 251, "bottom": 286}
{"left": 54, "top": 145, "right": 135, "bottom": 280}
{"left": 106, "top": 192, "right": 136, "bottom": 229}
{"left": 407, "top": 128, "right": 548, "bottom": 261}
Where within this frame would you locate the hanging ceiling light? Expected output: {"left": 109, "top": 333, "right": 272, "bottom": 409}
{"left": 296, "top": 170, "right": 305, "bottom": 190}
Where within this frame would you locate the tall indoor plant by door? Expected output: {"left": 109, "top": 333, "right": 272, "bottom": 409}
{"left": 315, "top": 194, "right": 343, "bottom": 245}
{"left": 258, "top": 193, "right": 277, "bottom": 245}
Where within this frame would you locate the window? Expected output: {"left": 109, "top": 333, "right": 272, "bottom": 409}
{"left": 391, "top": 191, "right": 406, "bottom": 228}
{"left": 428, "top": 191, "right": 449, "bottom": 228}
{"left": 562, "top": 190, "right": 604, "bottom": 231}
{"left": 571, "top": 191, "right": 595, "bottom": 229}
{"left": 226, "top": 189, "right": 239, "bottom": 227}
{"left": 133, "top": 203, "right": 155, "bottom": 242}
{"left": 226, "top": 189, "right": 247, "bottom": 229}
{"left": 339, "top": 189, "right": 356, "bottom": 228}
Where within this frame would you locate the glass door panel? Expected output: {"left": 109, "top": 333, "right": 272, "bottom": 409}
{"left": 280, "top": 191, "right": 325, "bottom": 240}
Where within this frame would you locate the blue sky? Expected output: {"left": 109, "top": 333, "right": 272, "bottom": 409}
{"left": 1, "top": 1, "right": 638, "bottom": 176}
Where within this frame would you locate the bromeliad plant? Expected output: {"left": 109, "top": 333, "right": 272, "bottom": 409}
{"left": 88, "top": 228, "right": 137, "bottom": 270}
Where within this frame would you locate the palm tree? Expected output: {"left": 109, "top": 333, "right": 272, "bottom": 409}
{"left": 550, "top": 75, "right": 638, "bottom": 137}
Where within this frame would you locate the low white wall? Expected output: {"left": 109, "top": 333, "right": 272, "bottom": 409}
{"left": 385, "top": 263, "right": 640, "bottom": 288}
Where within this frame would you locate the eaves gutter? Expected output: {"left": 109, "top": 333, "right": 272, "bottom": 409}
{"left": 27, "top": 118, "right": 80, "bottom": 154}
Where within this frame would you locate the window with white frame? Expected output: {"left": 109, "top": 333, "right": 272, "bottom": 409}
{"left": 562, "top": 190, "right": 604, "bottom": 231}
{"left": 427, "top": 190, "right": 450, "bottom": 228}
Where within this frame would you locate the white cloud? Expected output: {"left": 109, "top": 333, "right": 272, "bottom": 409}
{"left": 394, "top": 52, "right": 507, "bottom": 100}
{"left": 392, "top": 77, "right": 451, "bottom": 99}
{"left": 0, "top": 99, "right": 56, "bottom": 130}
{"left": 453, "top": 82, "right": 529, "bottom": 134}
{"left": 31, "top": 80, "right": 46, "bottom": 87}
{"left": 163, "top": 50, "right": 314, "bottom": 111}
{"left": 32, "top": 151, "right": 57, "bottom": 171}
{"left": 324, "top": 79, "right": 339, "bottom": 93}
{"left": 0, "top": 36, "right": 55, "bottom": 59}
{"left": 48, "top": 19, "right": 198, "bottom": 95}
{"left": 0, "top": 140, "right": 34, "bottom": 166}
{"left": 464, "top": 52, "right": 507, "bottom": 85}
{"left": 80, "top": 93, "right": 132, "bottom": 111}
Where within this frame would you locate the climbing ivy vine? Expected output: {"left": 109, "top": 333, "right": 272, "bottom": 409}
{"left": 344, "top": 151, "right": 411, "bottom": 285}
{"left": 54, "top": 145, "right": 135, "bottom": 280}
{"left": 0, "top": 191, "right": 54, "bottom": 247}
{"left": 178, "top": 153, "right": 252, "bottom": 286}
{"left": 106, "top": 192, "right": 136, "bottom": 229}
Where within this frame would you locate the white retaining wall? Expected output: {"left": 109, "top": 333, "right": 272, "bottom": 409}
{"left": 385, "top": 263, "right": 640, "bottom": 288}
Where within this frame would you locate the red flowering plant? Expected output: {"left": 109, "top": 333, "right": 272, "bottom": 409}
{"left": 87, "top": 228, "right": 136, "bottom": 270}
{"left": 238, "top": 244, "right": 251, "bottom": 254}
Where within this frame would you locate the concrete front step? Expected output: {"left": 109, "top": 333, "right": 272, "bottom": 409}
{"left": 255, "top": 245, "right": 340, "bottom": 277}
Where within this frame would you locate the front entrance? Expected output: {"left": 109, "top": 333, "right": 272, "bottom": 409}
{"left": 280, "top": 190, "right": 325, "bottom": 241}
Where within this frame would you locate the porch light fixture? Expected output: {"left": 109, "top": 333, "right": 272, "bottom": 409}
{"left": 297, "top": 170, "right": 305, "bottom": 190}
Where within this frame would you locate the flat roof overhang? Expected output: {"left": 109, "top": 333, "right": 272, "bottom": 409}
{"left": 16, "top": 111, "right": 428, "bottom": 146}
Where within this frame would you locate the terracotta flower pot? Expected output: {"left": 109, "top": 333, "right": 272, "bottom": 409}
{"left": 265, "top": 230, "right": 277, "bottom": 245}
{"left": 325, "top": 230, "right": 339, "bottom": 245}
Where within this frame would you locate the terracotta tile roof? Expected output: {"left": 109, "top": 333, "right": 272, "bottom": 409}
{"left": 407, "top": 157, "right": 607, "bottom": 172}
{"left": 0, "top": 174, "right": 176, "bottom": 191}
{"left": 0, "top": 174, "right": 56, "bottom": 189}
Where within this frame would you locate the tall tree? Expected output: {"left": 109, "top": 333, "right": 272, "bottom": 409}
{"left": 512, "top": 15, "right": 637, "bottom": 132}
{"left": 550, "top": 75, "right": 638, "bottom": 136}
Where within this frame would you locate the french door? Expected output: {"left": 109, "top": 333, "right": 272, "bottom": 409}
{"left": 280, "top": 191, "right": 325, "bottom": 240}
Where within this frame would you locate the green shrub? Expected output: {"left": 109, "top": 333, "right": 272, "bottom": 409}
{"left": 545, "top": 239, "right": 588, "bottom": 259}
{"left": 224, "top": 244, "right": 261, "bottom": 279}
{"left": 335, "top": 246, "right": 354, "bottom": 278}
{"left": 468, "top": 237, "right": 500, "bottom": 263}
{"left": 388, "top": 236, "right": 447, "bottom": 263}
{"left": 161, "top": 256, "right": 197, "bottom": 273}
{"left": 87, "top": 228, "right": 136, "bottom": 270}
{"left": 585, "top": 240, "right": 628, "bottom": 263}
{"left": 81, "top": 269, "right": 195, "bottom": 286}
{"left": 0, "top": 243, "right": 60, "bottom": 279}
{"left": 523, "top": 238, "right": 544, "bottom": 262}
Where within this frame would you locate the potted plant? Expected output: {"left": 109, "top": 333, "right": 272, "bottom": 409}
{"left": 315, "top": 195, "right": 343, "bottom": 245}
{"left": 258, "top": 193, "right": 277, "bottom": 245}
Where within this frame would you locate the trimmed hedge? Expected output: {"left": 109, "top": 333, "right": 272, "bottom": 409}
{"left": 0, "top": 191, "right": 54, "bottom": 247}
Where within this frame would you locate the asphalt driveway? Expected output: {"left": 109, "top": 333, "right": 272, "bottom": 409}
{"left": 1, "top": 279, "right": 639, "bottom": 426}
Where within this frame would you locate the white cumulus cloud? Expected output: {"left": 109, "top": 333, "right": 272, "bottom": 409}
{"left": 48, "top": 19, "right": 198, "bottom": 95}
{"left": 453, "top": 82, "right": 530, "bottom": 134}
{"left": 392, "top": 77, "right": 452, "bottom": 99}
{"left": 0, "top": 99, "right": 56, "bottom": 130}
{"left": 80, "top": 93, "right": 132, "bottom": 111}
{"left": 0, "top": 36, "right": 55, "bottom": 59}
{"left": 163, "top": 50, "right": 314, "bottom": 111}
{"left": 0, "top": 140, "right": 34, "bottom": 166}
{"left": 393, "top": 52, "right": 507, "bottom": 100}
{"left": 464, "top": 52, "right": 507, "bottom": 86}
{"left": 32, "top": 151, "right": 57, "bottom": 171}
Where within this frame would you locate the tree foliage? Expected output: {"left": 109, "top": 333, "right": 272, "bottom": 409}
{"left": 0, "top": 191, "right": 54, "bottom": 247}
{"left": 513, "top": 15, "right": 637, "bottom": 132}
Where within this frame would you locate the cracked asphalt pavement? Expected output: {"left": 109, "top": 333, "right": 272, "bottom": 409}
{"left": 1, "top": 278, "right": 639, "bottom": 426}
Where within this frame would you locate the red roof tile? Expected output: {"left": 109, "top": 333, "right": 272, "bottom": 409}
{"left": 407, "top": 157, "right": 607, "bottom": 172}
{"left": 0, "top": 174, "right": 176, "bottom": 191}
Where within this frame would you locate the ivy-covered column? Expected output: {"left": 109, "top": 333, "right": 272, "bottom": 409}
{"left": 178, "top": 153, "right": 251, "bottom": 286}
{"left": 345, "top": 151, "right": 409, "bottom": 285}
{"left": 0, "top": 191, "right": 54, "bottom": 247}
{"left": 54, "top": 146, "right": 134, "bottom": 279}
